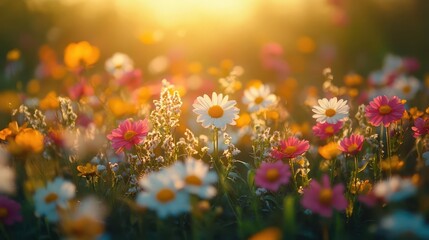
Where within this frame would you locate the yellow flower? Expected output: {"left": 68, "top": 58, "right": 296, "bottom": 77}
{"left": 77, "top": 163, "right": 98, "bottom": 178}
{"left": 64, "top": 41, "right": 100, "bottom": 69}
{"left": 296, "top": 36, "right": 316, "bottom": 54}
{"left": 61, "top": 216, "right": 104, "bottom": 240}
{"left": 108, "top": 97, "right": 137, "bottom": 118}
{"left": 350, "top": 179, "right": 372, "bottom": 195}
{"left": 6, "top": 49, "right": 20, "bottom": 61}
{"left": 0, "top": 91, "right": 21, "bottom": 113}
{"left": 9, "top": 128, "right": 44, "bottom": 154}
{"left": 318, "top": 142, "right": 341, "bottom": 160}
{"left": 236, "top": 113, "right": 251, "bottom": 128}
{"left": 39, "top": 91, "right": 60, "bottom": 110}
{"left": 344, "top": 74, "right": 363, "bottom": 87}
{"left": 381, "top": 155, "right": 404, "bottom": 172}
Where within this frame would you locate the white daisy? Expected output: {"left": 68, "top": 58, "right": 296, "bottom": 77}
{"left": 136, "top": 170, "right": 190, "bottom": 218}
{"left": 393, "top": 75, "right": 421, "bottom": 100}
{"left": 192, "top": 92, "right": 240, "bottom": 130}
{"left": 170, "top": 157, "right": 217, "bottom": 199}
{"left": 105, "top": 52, "right": 134, "bottom": 78}
{"left": 373, "top": 176, "right": 416, "bottom": 202}
{"left": 33, "top": 177, "right": 76, "bottom": 222}
{"left": 311, "top": 97, "right": 349, "bottom": 124}
{"left": 242, "top": 85, "right": 277, "bottom": 113}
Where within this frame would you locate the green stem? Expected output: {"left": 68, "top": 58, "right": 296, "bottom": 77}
{"left": 330, "top": 157, "right": 337, "bottom": 184}
{"left": 379, "top": 126, "right": 384, "bottom": 180}
{"left": 288, "top": 159, "right": 298, "bottom": 191}
{"left": 354, "top": 155, "right": 358, "bottom": 198}
{"left": 0, "top": 223, "right": 10, "bottom": 240}
{"left": 385, "top": 126, "right": 392, "bottom": 178}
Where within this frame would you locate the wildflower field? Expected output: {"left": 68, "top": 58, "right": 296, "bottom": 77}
{"left": 1, "top": 0, "right": 429, "bottom": 239}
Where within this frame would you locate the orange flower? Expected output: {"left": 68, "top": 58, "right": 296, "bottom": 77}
{"left": 344, "top": 74, "right": 363, "bottom": 87}
{"left": 107, "top": 97, "right": 137, "bottom": 118}
{"left": 249, "top": 227, "right": 282, "bottom": 240}
{"left": 64, "top": 41, "right": 99, "bottom": 69}
{"left": 0, "top": 121, "right": 27, "bottom": 140}
{"left": 318, "top": 142, "right": 341, "bottom": 160}
{"left": 39, "top": 91, "right": 60, "bottom": 110}
{"left": 9, "top": 128, "right": 44, "bottom": 154}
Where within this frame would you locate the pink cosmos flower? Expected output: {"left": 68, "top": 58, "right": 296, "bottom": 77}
{"left": 412, "top": 118, "right": 429, "bottom": 138}
{"left": 0, "top": 196, "right": 22, "bottom": 225}
{"left": 312, "top": 122, "right": 343, "bottom": 140}
{"left": 338, "top": 134, "right": 364, "bottom": 155}
{"left": 271, "top": 136, "right": 310, "bottom": 160}
{"left": 255, "top": 161, "right": 291, "bottom": 192}
{"left": 365, "top": 95, "right": 404, "bottom": 127}
{"left": 301, "top": 175, "right": 347, "bottom": 217}
{"left": 107, "top": 119, "right": 149, "bottom": 153}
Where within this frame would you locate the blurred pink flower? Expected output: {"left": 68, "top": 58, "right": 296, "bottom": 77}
{"left": 412, "top": 118, "right": 429, "bottom": 138}
{"left": 312, "top": 121, "right": 343, "bottom": 140}
{"left": 68, "top": 81, "right": 94, "bottom": 100}
{"left": 117, "top": 69, "right": 143, "bottom": 91}
{"left": 271, "top": 136, "right": 310, "bottom": 160}
{"left": 255, "top": 161, "right": 291, "bottom": 192}
{"left": 301, "top": 175, "right": 347, "bottom": 217}
{"left": 338, "top": 134, "right": 364, "bottom": 155}
{"left": 0, "top": 196, "right": 22, "bottom": 225}
{"left": 365, "top": 95, "right": 404, "bottom": 127}
{"left": 107, "top": 119, "right": 149, "bottom": 153}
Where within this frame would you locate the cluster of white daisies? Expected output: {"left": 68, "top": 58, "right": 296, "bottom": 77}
{"left": 136, "top": 157, "right": 218, "bottom": 218}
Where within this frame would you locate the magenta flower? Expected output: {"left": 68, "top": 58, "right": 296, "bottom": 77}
{"left": 365, "top": 96, "right": 404, "bottom": 127}
{"left": 312, "top": 122, "right": 343, "bottom": 140}
{"left": 271, "top": 136, "right": 310, "bottom": 160}
{"left": 338, "top": 134, "right": 364, "bottom": 155}
{"left": 255, "top": 161, "right": 291, "bottom": 191}
{"left": 107, "top": 119, "right": 149, "bottom": 153}
{"left": 412, "top": 118, "right": 429, "bottom": 138}
{"left": 301, "top": 175, "right": 348, "bottom": 217}
{"left": 0, "top": 196, "right": 22, "bottom": 225}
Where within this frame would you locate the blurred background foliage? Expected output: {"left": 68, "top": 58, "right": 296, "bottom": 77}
{"left": 0, "top": 0, "right": 429, "bottom": 88}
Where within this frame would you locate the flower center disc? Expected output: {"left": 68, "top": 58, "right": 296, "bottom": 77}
{"left": 347, "top": 143, "right": 359, "bottom": 153}
{"left": 379, "top": 105, "right": 392, "bottom": 115}
{"left": 325, "top": 109, "right": 336, "bottom": 117}
{"left": 265, "top": 168, "right": 280, "bottom": 182}
{"left": 284, "top": 146, "right": 297, "bottom": 155}
{"left": 124, "top": 130, "right": 137, "bottom": 141}
{"left": 208, "top": 105, "right": 224, "bottom": 118}
{"left": 319, "top": 188, "right": 333, "bottom": 206}
{"left": 156, "top": 189, "right": 176, "bottom": 203}
{"left": 254, "top": 96, "right": 264, "bottom": 104}
{"left": 44, "top": 192, "right": 59, "bottom": 204}
{"left": 402, "top": 85, "right": 411, "bottom": 94}
{"left": 324, "top": 126, "right": 334, "bottom": 134}
{"left": 185, "top": 175, "right": 202, "bottom": 186}
{"left": 0, "top": 208, "right": 8, "bottom": 218}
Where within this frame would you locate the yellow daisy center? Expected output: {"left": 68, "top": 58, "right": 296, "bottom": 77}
{"left": 208, "top": 105, "right": 224, "bottom": 118}
{"left": 379, "top": 105, "right": 392, "bottom": 115}
{"left": 156, "top": 188, "right": 176, "bottom": 203}
{"left": 185, "top": 175, "right": 203, "bottom": 186}
{"left": 284, "top": 146, "right": 297, "bottom": 155}
{"left": 265, "top": 168, "right": 280, "bottom": 182}
{"left": 347, "top": 143, "right": 359, "bottom": 153}
{"left": 0, "top": 208, "right": 8, "bottom": 218}
{"left": 319, "top": 188, "right": 333, "bottom": 206}
{"left": 402, "top": 85, "right": 411, "bottom": 94}
{"left": 325, "top": 108, "right": 336, "bottom": 117}
{"left": 324, "top": 125, "right": 334, "bottom": 134}
{"left": 44, "top": 192, "right": 59, "bottom": 204}
{"left": 254, "top": 96, "right": 264, "bottom": 104}
{"left": 123, "top": 130, "right": 137, "bottom": 141}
